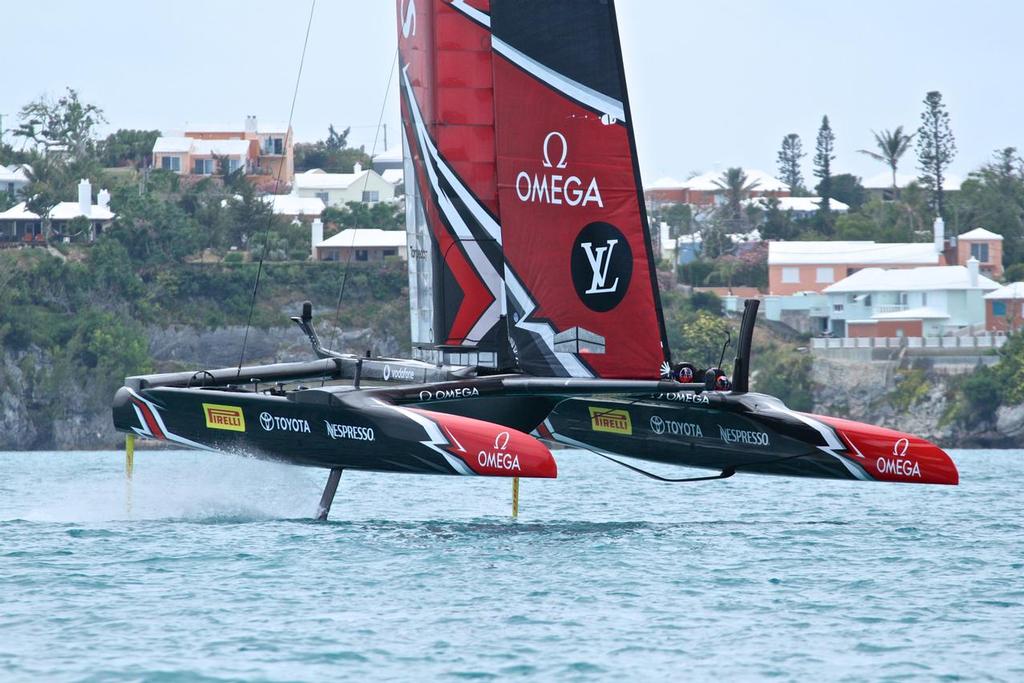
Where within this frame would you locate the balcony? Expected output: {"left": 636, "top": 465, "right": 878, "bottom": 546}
{"left": 875, "top": 304, "right": 908, "bottom": 314}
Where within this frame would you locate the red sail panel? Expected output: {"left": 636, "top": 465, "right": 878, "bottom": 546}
{"left": 490, "top": 0, "right": 669, "bottom": 378}
{"left": 397, "top": 0, "right": 506, "bottom": 357}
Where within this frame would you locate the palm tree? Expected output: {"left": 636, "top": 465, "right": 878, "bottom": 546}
{"left": 858, "top": 126, "right": 914, "bottom": 197}
{"left": 713, "top": 167, "right": 760, "bottom": 227}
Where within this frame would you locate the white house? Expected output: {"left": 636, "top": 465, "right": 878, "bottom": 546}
{"left": 0, "top": 179, "right": 114, "bottom": 243}
{"left": 863, "top": 171, "right": 963, "bottom": 200}
{"left": 1, "top": 164, "right": 31, "bottom": 200}
{"left": 821, "top": 260, "right": 999, "bottom": 337}
{"left": 292, "top": 163, "right": 397, "bottom": 207}
{"left": 314, "top": 228, "right": 406, "bottom": 262}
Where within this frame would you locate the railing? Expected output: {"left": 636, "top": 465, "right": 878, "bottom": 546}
{"left": 811, "top": 335, "right": 1008, "bottom": 351}
{"left": 875, "top": 304, "right": 908, "bottom": 314}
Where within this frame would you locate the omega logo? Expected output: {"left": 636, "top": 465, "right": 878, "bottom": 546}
{"left": 893, "top": 438, "right": 910, "bottom": 457}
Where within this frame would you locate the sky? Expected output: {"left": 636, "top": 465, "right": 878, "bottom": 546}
{"left": 2, "top": 1, "right": 1021, "bottom": 188}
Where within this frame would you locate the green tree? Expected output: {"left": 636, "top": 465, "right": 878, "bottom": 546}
{"left": 713, "top": 167, "right": 759, "bottom": 228}
{"left": 13, "top": 88, "right": 106, "bottom": 161}
{"left": 820, "top": 173, "right": 867, "bottom": 212}
{"left": 813, "top": 115, "right": 836, "bottom": 232}
{"left": 858, "top": 126, "right": 914, "bottom": 197}
{"left": 760, "top": 197, "right": 797, "bottom": 241}
{"left": 323, "top": 200, "right": 404, "bottom": 231}
{"left": 700, "top": 224, "right": 733, "bottom": 259}
{"left": 776, "top": 133, "right": 805, "bottom": 194}
{"left": 916, "top": 91, "right": 957, "bottom": 219}
{"left": 952, "top": 147, "right": 1024, "bottom": 265}
{"left": 100, "top": 129, "right": 160, "bottom": 168}
{"left": 677, "top": 310, "right": 732, "bottom": 366}
{"left": 294, "top": 125, "right": 371, "bottom": 173}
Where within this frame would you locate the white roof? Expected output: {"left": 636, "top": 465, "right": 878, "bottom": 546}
{"left": 0, "top": 202, "right": 39, "bottom": 220}
{"left": 680, "top": 169, "right": 789, "bottom": 193}
{"left": 153, "top": 136, "right": 193, "bottom": 154}
{"left": 48, "top": 201, "right": 115, "bottom": 221}
{"left": 824, "top": 265, "right": 999, "bottom": 294}
{"left": 647, "top": 176, "right": 687, "bottom": 190}
{"left": 984, "top": 282, "right": 1024, "bottom": 300}
{"left": 317, "top": 228, "right": 406, "bottom": 249}
{"left": 958, "top": 227, "right": 1003, "bottom": 241}
{"left": 380, "top": 169, "right": 403, "bottom": 185}
{"left": 746, "top": 196, "right": 850, "bottom": 213}
{"left": 862, "top": 171, "right": 962, "bottom": 191}
{"left": 294, "top": 169, "right": 372, "bottom": 190}
{"left": 152, "top": 136, "right": 251, "bottom": 157}
{"left": 0, "top": 164, "right": 31, "bottom": 183}
{"left": 372, "top": 146, "right": 404, "bottom": 163}
{"left": 261, "top": 194, "right": 324, "bottom": 216}
{"left": 871, "top": 306, "right": 950, "bottom": 320}
{"left": 768, "top": 240, "right": 941, "bottom": 266}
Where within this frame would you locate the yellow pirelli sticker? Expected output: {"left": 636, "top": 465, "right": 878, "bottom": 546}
{"left": 589, "top": 406, "right": 632, "bottom": 435}
{"left": 203, "top": 403, "right": 246, "bottom": 432}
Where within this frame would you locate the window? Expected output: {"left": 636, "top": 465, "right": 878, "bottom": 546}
{"left": 362, "top": 190, "right": 379, "bottom": 203}
{"left": 315, "top": 192, "right": 329, "bottom": 205}
{"left": 815, "top": 267, "right": 834, "bottom": 284}
{"left": 263, "top": 137, "right": 284, "bottom": 155}
{"left": 864, "top": 295, "right": 872, "bottom": 307}
{"left": 227, "top": 159, "right": 243, "bottom": 174}
{"left": 383, "top": 248, "right": 397, "bottom": 258}
{"left": 847, "top": 267, "right": 860, "bottom": 276}
{"left": 921, "top": 292, "right": 928, "bottom": 306}
{"left": 898, "top": 292, "right": 909, "bottom": 306}
{"left": 832, "top": 303, "right": 844, "bottom": 312}
{"left": 781, "top": 267, "right": 799, "bottom": 284}
{"left": 993, "top": 301, "right": 1007, "bottom": 316}
{"left": 193, "top": 158, "right": 214, "bottom": 175}
{"left": 970, "top": 243, "right": 989, "bottom": 262}
{"left": 161, "top": 156, "right": 181, "bottom": 172}
{"left": 5, "top": 182, "right": 13, "bottom": 196}
{"left": 355, "top": 249, "right": 368, "bottom": 262}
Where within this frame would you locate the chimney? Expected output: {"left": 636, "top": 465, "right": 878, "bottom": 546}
{"left": 353, "top": 162, "right": 363, "bottom": 174}
{"left": 97, "top": 189, "right": 111, "bottom": 209}
{"left": 311, "top": 218, "right": 324, "bottom": 259}
{"left": 78, "top": 178, "right": 91, "bottom": 216}
{"left": 245, "top": 115, "right": 258, "bottom": 134}
{"left": 967, "top": 256, "right": 979, "bottom": 287}
{"left": 933, "top": 216, "right": 945, "bottom": 254}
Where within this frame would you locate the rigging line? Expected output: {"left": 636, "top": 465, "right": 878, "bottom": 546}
{"left": 236, "top": 0, "right": 317, "bottom": 377}
{"left": 327, "top": 45, "right": 401, "bottom": 354}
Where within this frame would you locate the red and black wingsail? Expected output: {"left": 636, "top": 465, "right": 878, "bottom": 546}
{"left": 398, "top": 0, "right": 507, "bottom": 364}
{"left": 398, "top": 0, "right": 669, "bottom": 378}
{"left": 489, "top": 0, "right": 669, "bottom": 378}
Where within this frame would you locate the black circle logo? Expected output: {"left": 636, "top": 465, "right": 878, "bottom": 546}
{"left": 570, "top": 222, "right": 632, "bottom": 312}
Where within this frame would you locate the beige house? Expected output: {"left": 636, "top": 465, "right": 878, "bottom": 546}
{"left": 152, "top": 116, "right": 294, "bottom": 182}
{"left": 315, "top": 228, "right": 407, "bottom": 262}
{"left": 293, "top": 164, "right": 398, "bottom": 207}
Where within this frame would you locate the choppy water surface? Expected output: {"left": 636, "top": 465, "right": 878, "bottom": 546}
{"left": 1, "top": 449, "right": 1022, "bottom": 681}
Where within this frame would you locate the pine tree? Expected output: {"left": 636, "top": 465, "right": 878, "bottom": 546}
{"left": 916, "top": 91, "right": 957, "bottom": 219}
{"left": 813, "top": 116, "right": 836, "bottom": 231}
{"left": 776, "top": 133, "right": 805, "bottom": 195}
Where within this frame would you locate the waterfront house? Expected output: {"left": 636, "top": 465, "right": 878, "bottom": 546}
{"left": 314, "top": 228, "right": 407, "bottom": 262}
{"left": 821, "top": 260, "right": 999, "bottom": 337}
{"left": 152, "top": 116, "right": 294, "bottom": 182}
{"left": 0, "top": 179, "right": 114, "bottom": 245}
{"left": 292, "top": 164, "right": 398, "bottom": 207}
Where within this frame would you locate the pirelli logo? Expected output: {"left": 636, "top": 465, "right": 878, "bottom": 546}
{"left": 203, "top": 403, "right": 246, "bottom": 432}
{"left": 589, "top": 407, "right": 632, "bottom": 435}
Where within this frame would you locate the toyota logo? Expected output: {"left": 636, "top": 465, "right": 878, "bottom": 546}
{"left": 649, "top": 415, "right": 665, "bottom": 435}
{"left": 892, "top": 438, "right": 910, "bottom": 457}
{"left": 260, "top": 412, "right": 274, "bottom": 431}
{"left": 494, "top": 431, "right": 511, "bottom": 450}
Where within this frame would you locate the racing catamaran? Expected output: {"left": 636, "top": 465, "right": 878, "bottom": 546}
{"left": 111, "top": 0, "right": 958, "bottom": 519}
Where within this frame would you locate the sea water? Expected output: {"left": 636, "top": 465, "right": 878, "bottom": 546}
{"left": 0, "top": 449, "right": 1021, "bottom": 681}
